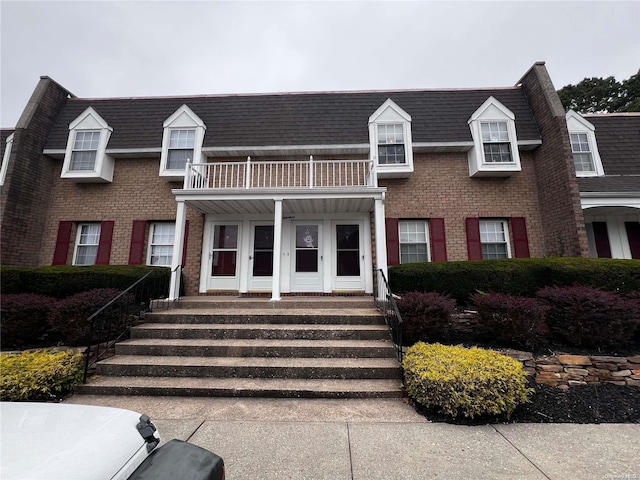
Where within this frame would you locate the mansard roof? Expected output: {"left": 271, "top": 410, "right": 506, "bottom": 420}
{"left": 44, "top": 86, "right": 540, "bottom": 150}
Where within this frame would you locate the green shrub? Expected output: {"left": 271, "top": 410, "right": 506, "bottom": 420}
{"left": 396, "top": 291, "right": 455, "bottom": 343}
{"left": 389, "top": 258, "right": 640, "bottom": 305}
{"left": 403, "top": 343, "right": 532, "bottom": 419}
{"left": 0, "top": 265, "right": 170, "bottom": 300}
{"left": 0, "top": 349, "right": 84, "bottom": 401}
{"left": 471, "top": 293, "right": 550, "bottom": 350}
{"left": 537, "top": 286, "right": 640, "bottom": 349}
{"left": 0, "top": 294, "right": 59, "bottom": 349}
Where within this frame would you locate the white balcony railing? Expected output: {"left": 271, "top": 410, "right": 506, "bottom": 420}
{"left": 184, "top": 157, "right": 377, "bottom": 190}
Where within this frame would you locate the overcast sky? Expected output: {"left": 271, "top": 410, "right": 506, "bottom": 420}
{"left": 1, "top": 1, "right": 638, "bottom": 128}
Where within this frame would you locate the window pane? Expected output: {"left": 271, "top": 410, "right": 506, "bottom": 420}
{"left": 481, "top": 122, "right": 509, "bottom": 142}
{"left": 336, "top": 225, "right": 359, "bottom": 249}
{"left": 213, "top": 225, "right": 238, "bottom": 249}
{"left": 482, "top": 243, "right": 508, "bottom": 259}
{"left": 212, "top": 251, "right": 237, "bottom": 276}
{"left": 483, "top": 143, "right": 512, "bottom": 163}
{"left": 378, "top": 144, "right": 406, "bottom": 164}
{"left": 70, "top": 151, "right": 97, "bottom": 170}
{"left": 296, "top": 225, "right": 318, "bottom": 249}
{"left": 79, "top": 224, "right": 100, "bottom": 244}
{"left": 152, "top": 223, "right": 175, "bottom": 245}
{"left": 75, "top": 245, "right": 98, "bottom": 265}
{"left": 400, "top": 221, "right": 427, "bottom": 243}
{"left": 74, "top": 131, "right": 100, "bottom": 150}
{"left": 337, "top": 250, "right": 360, "bottom": 276}
{"left": 150, "top": 245, "right": 173, "bottom": 266}
{"left": 169, "top": 129, "right": 195, "bottom": 148}
{"left": 252, "top": 251, "right": 273, "bottom": 276}
{"left": 167, "top": 149, "right": 192, "bottom": 170}
{"left": 296, "top": 249, "right": 318, "bottom": 272}
{"left": 574, "top": 152, "right": 595, "bottom": 172}
{"left": 400, "top": 243, "right": 428, "bottom": 263}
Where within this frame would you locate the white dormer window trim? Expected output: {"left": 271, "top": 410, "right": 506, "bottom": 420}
{"left": 0, "top": 133, "right": 14, "bottom": 186}
{"left": 467, "top": 96, "right": 522, "bottom": 177}
{"left": 160, "top": 104, "right": 206, "bottom": 181}
{"left": 61, "top": 107, "right": 114, "bottom": 183}
{"left": 368, "top": 99, "right": 414, "bottom": 179}
{"left": 565, "top": 110, "right": 605, "bottom": 177}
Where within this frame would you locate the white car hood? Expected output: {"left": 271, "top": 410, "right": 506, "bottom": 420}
{"left": 0, "top": 402, "right": 158, "bottom": 480}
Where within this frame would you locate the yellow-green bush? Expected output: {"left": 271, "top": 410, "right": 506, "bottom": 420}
{"left": 403, "top": 343, "right": 532, "bottom": 419}
{"left": 0, "top": 350, "right": 84, "bottom": 401}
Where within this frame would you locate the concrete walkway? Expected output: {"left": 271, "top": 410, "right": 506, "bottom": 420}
{"left": 66, "top": 395, "right": 640, "bottom": 480}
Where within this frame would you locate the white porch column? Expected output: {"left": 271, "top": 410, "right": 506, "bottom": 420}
{"left": 271, "top": 198, "right": 283, "bottom": 301}
{"left": 169, "top": 200, "right": 187, "bottom": 301}
{"left": 374, "top": 194, "right": 388, "bottom": 301}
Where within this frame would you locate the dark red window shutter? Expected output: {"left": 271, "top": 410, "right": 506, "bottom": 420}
{"left": 592, "top": 222, "right": 612, "bottom": 258}
{"left": 511, "top": 217, "right": 531, "bottom": 258}
{"left": 466, "top": 217, "right": 483, "bottom": 260}
{"left": 52, "top": 221, "right": 73, "bottom": 265}
{"left": 128, "top": 220, "right": 147, "bottom": 265}
{"left": 429, "top": 218, "right": 447, "bottom": 262}
{"left": 625, "top": 222, "right": 640, "bottom": 259}
{"left": 385, "top": 218, "right": 400, "bottom": 266}
{"left": 181, "top": 220, "right": 190, "bottom": 266}
{"left": 95, "top": 220, "right": 114, "bottom": 265}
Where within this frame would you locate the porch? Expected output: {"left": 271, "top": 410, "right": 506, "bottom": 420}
{"left": 168, "top": 158, "right": 388, "bottom": 301}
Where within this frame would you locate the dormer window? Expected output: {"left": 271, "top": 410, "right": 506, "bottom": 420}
{"left": 160, "top": 105, "right": 206, "bottom": 181}
{"left": 61, "top": 107, "right": 114, "bottom": 183}
{"left": 468, "top": 96, "right": 521, "bottom": 177}
{"left": 369, "top": 99, "right": 413, "bottom": 178}
{"left": 565, "top": 110, "right": 604, "bottom": 177}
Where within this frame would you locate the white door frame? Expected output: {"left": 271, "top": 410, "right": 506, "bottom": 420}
{"left": 290, "top": 220, "right": 324, "bottom": 292}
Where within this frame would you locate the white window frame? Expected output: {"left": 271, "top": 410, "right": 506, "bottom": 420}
{"left": 147, "top": 222, "right": 175, "bottom": 267}
{"left": 368, "top": 99, "right": 414, "bottom": 178}
{"left": 160, "top": 104, "right": 206, "bottom": 181}
{"left": 61, "top": 107, "right": 114, "bottom": 183}
{"left": 73, "top": 223, "right": 101, "bottom": 266}
{"left": 399, "top": 220, "right": 430, "bottom": 263}
{"left": 0, "top": 133, "right": 14, "bottom": 186}
{"left": 480, "top": 219, "right": 511, "bottom": 259}
{"left": 468, "top": 96, "right": 521, "bottom": 177}
{"left": 565, "top": 110, "right": 604, "bottom": 177}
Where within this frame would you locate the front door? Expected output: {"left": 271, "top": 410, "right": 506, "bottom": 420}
{"left": 208, "top": 222, "right": 241, "bottom": 290}
{"left": 333, "top": 222, "right": 365, "bottom": 290}
{"left": 248, "top": 223, "right": 274, "bottom": 291}
{"left": 291, "top": 222, "right": 323, "bottom": 292}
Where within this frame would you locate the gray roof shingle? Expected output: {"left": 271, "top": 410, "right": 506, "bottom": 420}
{"left": 44, "top": 87, "right": 540, "bottom": 150}
{"left": 588, "top": 114, "right": 640, "bottom": 176}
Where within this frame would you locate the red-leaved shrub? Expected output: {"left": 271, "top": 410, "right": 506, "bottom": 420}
{"left": 48, "top": 288, "right": 127, "bottom": 346}
{"left": 471, "top": 293, "right": 550, "bottom": 349}
{"left": 537, "top": 286, "right": 640, "bottom": 349}
{"left": 396, "top": 291, "right": 456, "bottom": 343}
{"left": 0, "top": 294, "right": 58, "bottom": 349}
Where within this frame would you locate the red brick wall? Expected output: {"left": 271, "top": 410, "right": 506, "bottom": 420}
{"left": 381, "top": 151, "right": 545, "bottom": 260}
{"left": 517, "top": 63, "right": 589, "bottom": 257}
{"left": 40, "top": 158, "right": 204, "bottom": 295}
{"left": 1, "top": 78, "right": 71, "bottom": 266}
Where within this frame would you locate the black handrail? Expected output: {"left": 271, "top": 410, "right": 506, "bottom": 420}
{"left": 375, "top": 268, "right": 405, "bottom": 364}
{"left": 82, "top": 268, "right": 174, "bottom": 382}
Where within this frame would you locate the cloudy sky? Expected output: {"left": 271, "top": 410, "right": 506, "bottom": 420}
{"left": 1, "top": 1, "right": 638, "bottom": 128}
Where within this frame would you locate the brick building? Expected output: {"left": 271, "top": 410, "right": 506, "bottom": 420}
{"left": 1, "top": 62, "right": 637, "bottom": 300}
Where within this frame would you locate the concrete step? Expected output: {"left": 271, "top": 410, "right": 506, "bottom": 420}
{"left": 115, "top": 338, "right": 398, "bottom": 358}
{"left": 76, "top": 376, "right": 405, "bottom": 398}
{"left": 95, "top": 355, "right": 403, "bottom": 379}
{"left": 143, "top": 308, "right": 384, "bottom": 325}
{"left": 130, "top": 323, "right": 391, "bottom": 341}
{"left": 170, "top": 296, "right": 376, "bottom": 310}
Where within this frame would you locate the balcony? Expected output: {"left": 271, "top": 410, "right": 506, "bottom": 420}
{"left": 183, "top": 157, "right": 377, "bottom": 191}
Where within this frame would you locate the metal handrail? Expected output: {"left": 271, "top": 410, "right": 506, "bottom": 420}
{"left": 82, "top": 269, "right": 172, "bottom": 382}
{"left": 375, "top": 268, "right": 405, "bottom": 364}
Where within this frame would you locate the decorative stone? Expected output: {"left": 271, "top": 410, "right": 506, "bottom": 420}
{"left": 630, "top": 375, "right": 640, "bottom": 380}
{"left": 587, "top": 367, "right": 612, "bottom": 376}
{"left": 567, "top": 380, "right": 587, "bottom": 386}
{"left": 590, "top": 356, "right": 627, "bottom": 363}
{"left": 504, "top": 350, "right": 534, "bottom": 361}
{"left": 585, "top": 376, "right": 599, "bottom": 382}
{"left": 605, "top": 381, "right": 626, "bottom": 386}
{"left": 626, "top": 356, "right": 640, "bottom": 364}
{"left": 558, "top": 385, "right": 569, "bottom": 391}
{"left": 565, "top": 368, "right": 589, "bottom": 376}
{"left": 594, "top": 363, "right": 619, "bottom": 371}
{"left": 535, "top": 358, "right": 559, "bottom": 365}
{"left": 536, "top": 377, "right": 560, "bottom": 387}
{"left": 539, "top": 365, "right": 563, "bottom": 372}
{"left": 611, "top": 370, "right": 632, "bottom": 377}
{"left": 626, "top": 379, "right": 640, "bottom": 386}
{"left": 524, "top": 360, "right": 536, "bottom": 367}
{"left": 558, "top": 355, "right": 591, "bottom": 365}
{"left": 536, "top": 371, "right": 561, "bottom": 379}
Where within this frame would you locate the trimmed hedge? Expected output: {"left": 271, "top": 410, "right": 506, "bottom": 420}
{"left": 403, "top": 343, "right": 531, "bottom": 419}
{"left": 0, "top": 349, "right": 84, "bottom": 401}
{"left": 395, "top": 292, "right": 455, "bottom": 343}
{"left": 0, "top": 294, "right": 59, "bottom": 349}
{"left": 0, "top": 265, "right": 170, "bottom": 299}
{"left": 389, "top": 258, "right": 640, "bottom": 305}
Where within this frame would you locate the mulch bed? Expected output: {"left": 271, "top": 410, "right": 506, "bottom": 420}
{"left": 415, "top": 383, "right": 640, "bottom": 425}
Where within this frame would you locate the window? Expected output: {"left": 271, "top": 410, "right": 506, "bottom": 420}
{"left": 211, "top": 224, "right": 238, "bottom": 276}
{"left": 481, "top": 122, "right": 512, "bottom": 163}
{"left": 74, "top": 224, "right": 100, "bottom": 265}
{"left": 70, "top": 131, "right": 101, "bottom": 170}
{"left": 377, "top": 124, "right": 406, "bottom": 164}
{"left": 480, "top": 220, "right": 510, "bottom": 259}
{"left": 399, "top": 220, "right": 429, "bottom": 263}
{"left": 368, "top": 99, "right": 414, "bottom": 178}
{"left": 160, "top": 105, "right": 206, "bottom": 180}
{"left": 61, "top": 107, "right": 114, "bottom": 182}
{"left": 467, "top": 96, "right": 521, "bottom": 177}
{"left": 167, "top": 129, "right": 196, "bottom": 170}
{"left": 570, "top": 133, "right": 595, "bottom": 173}
{"left": 148, "top": 223, "right": 175, "bottom": 266}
